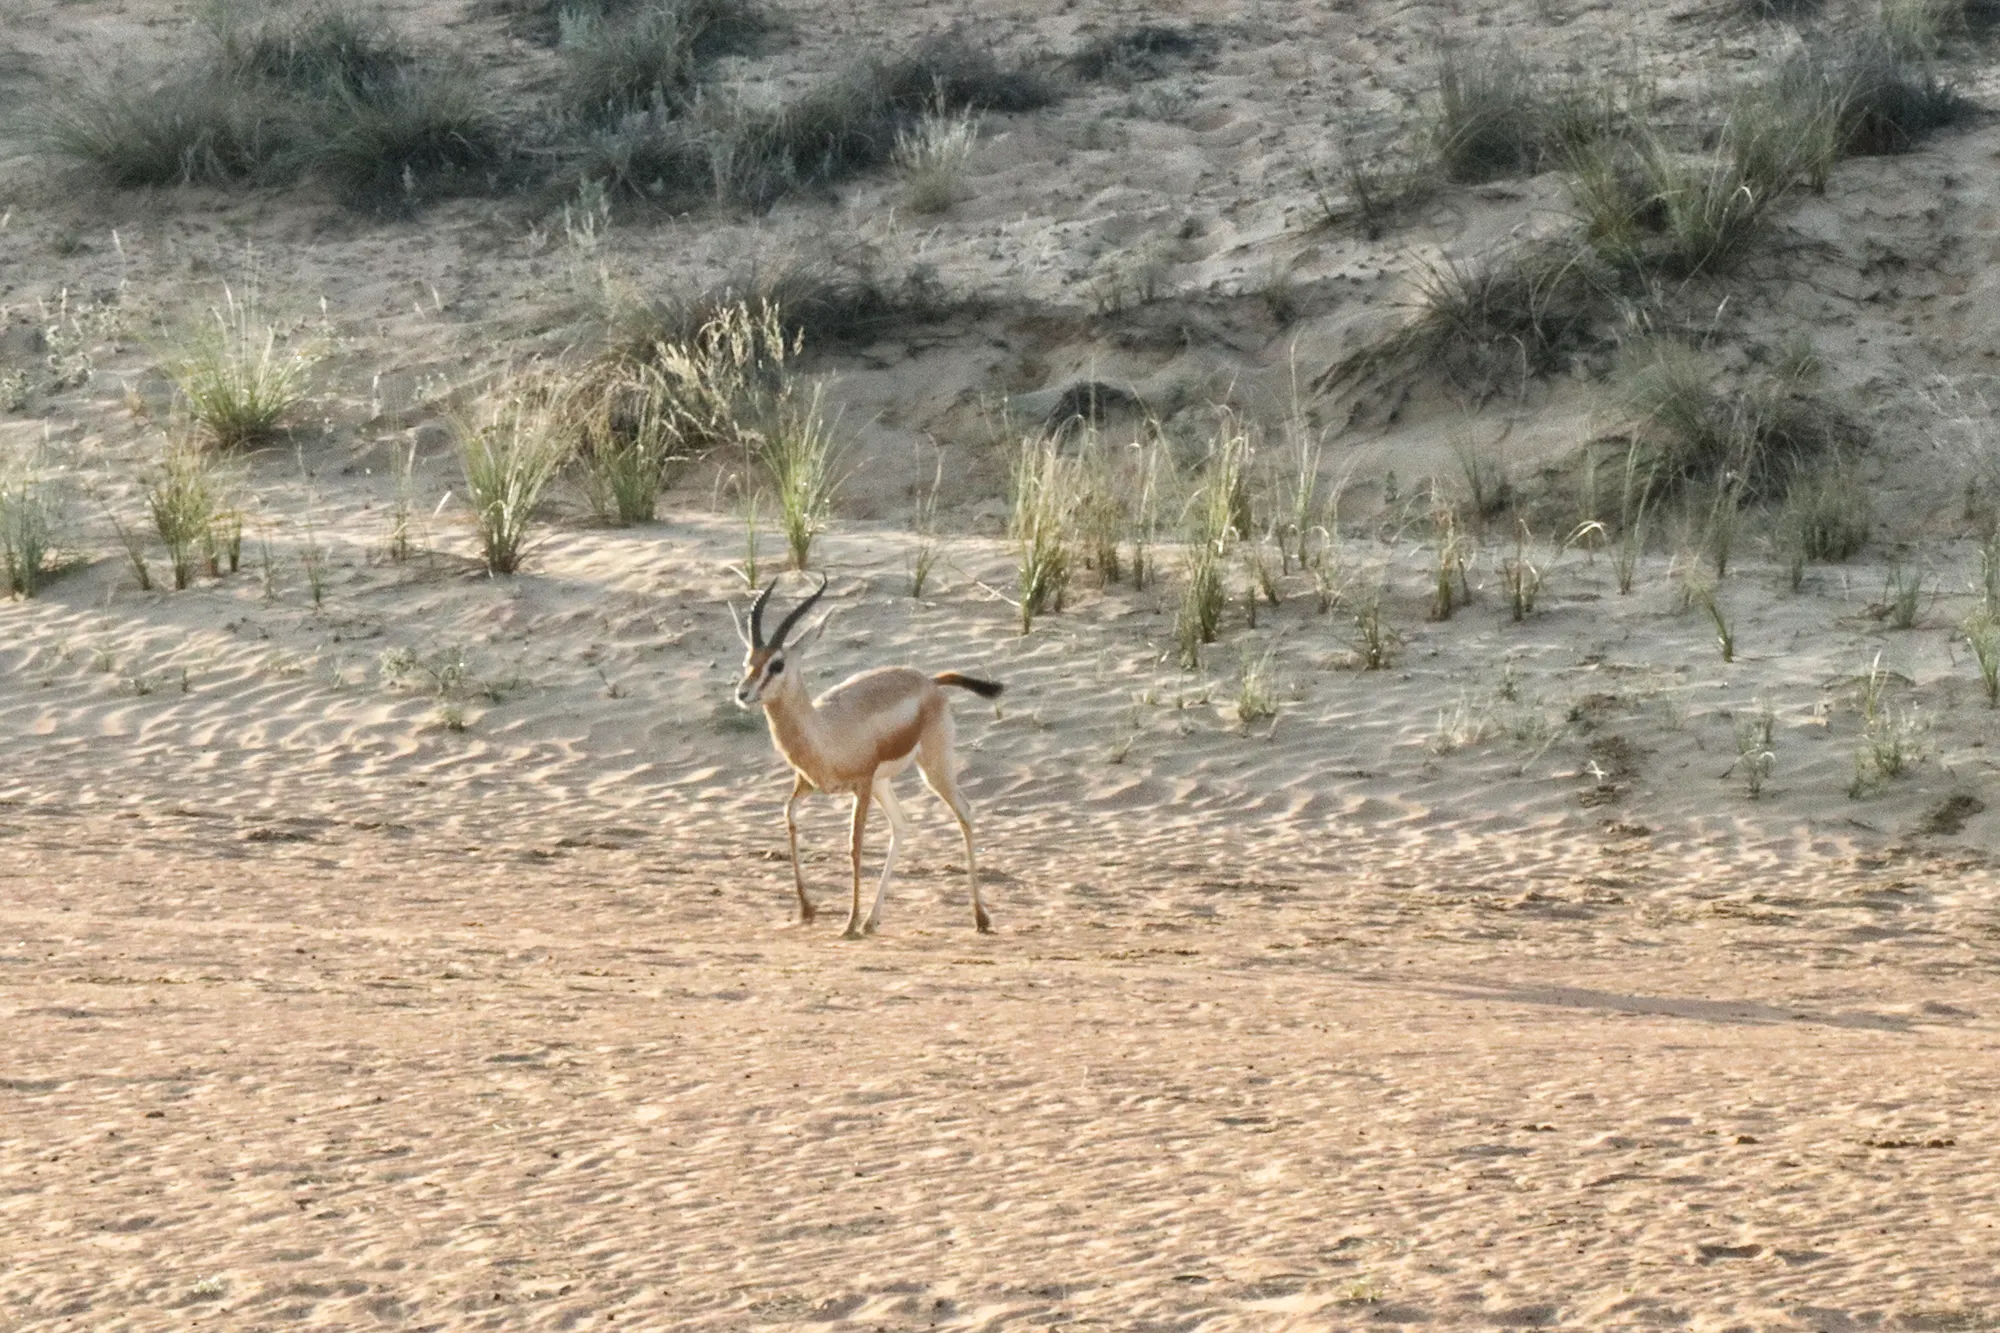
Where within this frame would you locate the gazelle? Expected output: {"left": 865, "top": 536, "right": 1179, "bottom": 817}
{"left": 733, "top": 576, "right": 1003, "bottom": 939}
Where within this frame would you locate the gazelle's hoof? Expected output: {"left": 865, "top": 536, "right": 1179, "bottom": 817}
{"left": 862, "top": 918, "right": 880, "bottom": 936}
{"left": 974, "top": 910, "right": 994, "bottom": 934}
{"left": 841, "top": 919, "right": 866, "bottom": 940}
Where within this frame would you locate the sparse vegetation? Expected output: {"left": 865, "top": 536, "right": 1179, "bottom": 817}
{"left": 458, "top": 400, "right": 568, "bottom": 575}
{"left": 1965, "top": 613, "right": 2000, "bottom": 705}
{"left": 1334, "top": 244, "right": 1604, "bottom": 403}
{"left": 1175, "top": 423, "right": 1250, "bottom": 667}
{"left": 566, "top": 363, "right": 682, "bottom": 526}
{"left": 1234, "top": 641, "right": 1281, "bottom": 728}
{"left": 893, "top": 100, "right": 981, "bottom": 214}
{"left": 907, "top": 452, "right": 945, "bottom": 598}
{"left": 0, "top": 460, "right": 65, "bottom": 598}
{"left": 1779, "top": 461, "right": 1872, "bottom": 570}
{"left": 1427, "top": 41, "right": 1626, "bottom": 183}
{"left": 1618, "top": 343, "right": 1859, "bottom": 503}
{"left": 1733, "top": 702, "right": 1776, "bottom": 798}
{"left": 1883, "top": 561, "right": 1925, "bottom": 629}
{"left": 1352, "top": 591, "right": 1398, "bottom": 670}
{"left": 166, "top": 288, "right": 318, "bottom": 449}
{"left": 1011, "top": 438, "right": 1075, "bottom": 634}
{"left": 709, "top": 34, "right": 1054, "bottom": 209}
{"left": 1501, "top": 521, "right": 1542, "bottom": 621}
{"left": 146, "top": 442, "right": 222, "bottom": 590}
{"left": 762, "top": 381, "right": 841, "bottom": 570}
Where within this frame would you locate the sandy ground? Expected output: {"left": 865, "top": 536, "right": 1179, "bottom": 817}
{"left": 7, "top": 0, "right": 2000, "bottom": 1327}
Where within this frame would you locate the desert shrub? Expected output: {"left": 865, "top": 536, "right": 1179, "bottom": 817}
{"left": 1620, "top": 343, "right": 1861, "bottom": 502}
{"left": 218, "top": 8, "right": 411, "bottom": 95}
{"left": 40, "top": 73, "right": 291, "bottom": 187}
{"left": 1339, "top": 244, "right": 1606, "bottom": 402}
{"left": 762, "top": 381, "right": 842, "bottom": 569}
{"left": 1827, "top": 34, "right": 1965, "bottom": 153}
{"left": 562, "top": 363, "right": 682, "bottom": 524}
{"left": 1068, "top": 24, "right": 1201, "bottom": 81}
{"left": 1428, "top": 42, "right": 1629, "bottom": 184}
{"left": 1780, "top": 461, "right": 1872, "bottom": 562}
{"left": 458, "top": 401, "right": 568, "bottom": 574}
{"left": 716, "top": 33, "right": 1052, "bottom": 207}
{"left": 1012, "top": 438, "right": 1075, "bottom": 633}
{"left": 0, "top": 462, "right": 65, "bottom": 598}
{"left": 484, "top": 0, "right": 765, "bottom": 51}
{"left": 566, "top": 105, "right": 713, "bottom": 202}
{"left": 146, "top": 442, "right": 222, "bottom": 590}
{"left": 1568, "top": 121, "right": 1804, "bottom": 281}
{"left": 1430, "top": 42, "right": 1549, "bottom": 182}
{"left": 616, "top": 258, "right": 953, "bottom": 361}
{"left": 558, "top": 3, "right": 704, "bottom": 120}
{"left": 166, "top": 288, "right": 319, "bottom": 448}
{"left": 308, "top": 64, "right": 505, "bottom": 208}
{"left": 892, "top": 101, "right": 981, "bottom": 214}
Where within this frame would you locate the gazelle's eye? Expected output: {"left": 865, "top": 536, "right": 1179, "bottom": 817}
{"left": 768, "top": 658, "right": 785, "bottom": 675}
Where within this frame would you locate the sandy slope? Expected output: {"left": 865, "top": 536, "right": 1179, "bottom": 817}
{"left": 7, "top": 0, "right": 2000, "bottom": 1327}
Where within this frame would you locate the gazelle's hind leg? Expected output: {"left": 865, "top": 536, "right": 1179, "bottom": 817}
{"left": 916, "top": 732, "right": 991, "bottom": 933}
{"left": 783, "top": 775, "right": 814, "bottom": 924}
{"left": 842, "top": 784, "right": 873, "bottom": 940}
{"left": 864, "top": 776, "right": 907, "bottom": 935}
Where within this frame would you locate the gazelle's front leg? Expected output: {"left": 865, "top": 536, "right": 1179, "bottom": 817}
{"left": 783, "top": 774, "right": 814, "bottom": 924}
{"left": 843, "top": 783, "right": 873, "bottom": 940}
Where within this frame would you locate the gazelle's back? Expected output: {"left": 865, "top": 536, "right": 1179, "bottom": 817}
{"left": 814, "top": 667, "right": 939, "bottom": 780}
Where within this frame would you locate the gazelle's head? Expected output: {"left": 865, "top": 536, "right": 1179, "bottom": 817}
{"left": 734, "top": 575, "right": 830, "bottom": 708}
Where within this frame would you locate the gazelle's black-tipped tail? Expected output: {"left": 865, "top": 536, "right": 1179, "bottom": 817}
{"left": 935, "top": 672, "right": 1004, "bottom": 700}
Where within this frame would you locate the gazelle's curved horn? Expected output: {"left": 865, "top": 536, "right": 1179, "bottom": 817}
{"left": 747, "top": 578, "right": 778, "bottom": 648}
{"left": 768, "top": 574, "right": 829, "bottom": 649}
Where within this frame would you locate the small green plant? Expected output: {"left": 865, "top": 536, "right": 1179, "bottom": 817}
{"left": 386, "top": 438, "right": 420, "bottom": 561}
{"left": 1780, "top": 463, "right": 1871, "bottom": 569}
{"left": 1964, "top": 612, "right": 2000, "bottom": 706}
{"left": 1851, "top": 703, "right": 1927, "bottom": 796}
{"left": 762, "top": 381, "right": 842, "bottom": 570}
{"left": 146, "top": 442, "right": 221, "bottom": 590}
{"left": 907, "top": 452, "right": 945, "bottom": 598}
{"left": 0, "top": 461, "right": 65, "bottom": 597}
{"left": 1700, "top": 589, "right": 1735, "bottom": 662}
{"left": 1883, "top": 562, "right": 1924, "bottom": 629}
{"left": 1501, "top": 521, "right": 1541, "bottom": 621}
{"left": 569, "top": 364, "right": 678, "bottom": 526}
{"left": 1612, "top": 442, "right": 1652, "bottom": 596}
{"left": 1305, "top": 524, "right": 1344, "bottom": 613}
{"left": 1176, "top": 544, "right": 1225, "bottom": 669}
{"left": 1011, "top": 438, "right": 1075, "bottom": 633}
{"left": 1352, "top": 591, "right": 1398, "bottom": 670}
{"left": 1429, "top": 502, "right": 1470, "bottom": 620}
{"left": 892, "top": 98, "right": 981, "bottom": 214}
{"left": 167, "top": 287, "right": 318, "bottom": 448}
{"left": 1732, "top": 702, "right": 1776, "bottom": 798}
{"left": 458, "top": 399, "right": 567, "bottom": 575}
{"left": 299, "top": 519, "right": 329, "bottom": 609}
{"left": 1235, "top": 640, "right": 1281, "bottom": 728}
{"left": 1452, "top": 437, "right": 1513, "bottom": 523}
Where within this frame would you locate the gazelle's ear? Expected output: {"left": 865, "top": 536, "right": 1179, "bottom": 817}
{"left": 791, "top": 608, "right": 835, "bottom": 655}
{"left": 728, "top": 601, "right": 752, "bottom": 650}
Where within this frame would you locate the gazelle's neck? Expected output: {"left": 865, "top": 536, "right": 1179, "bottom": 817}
{"left": 760, "top": 669, "right": 829, "bottom": 780}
